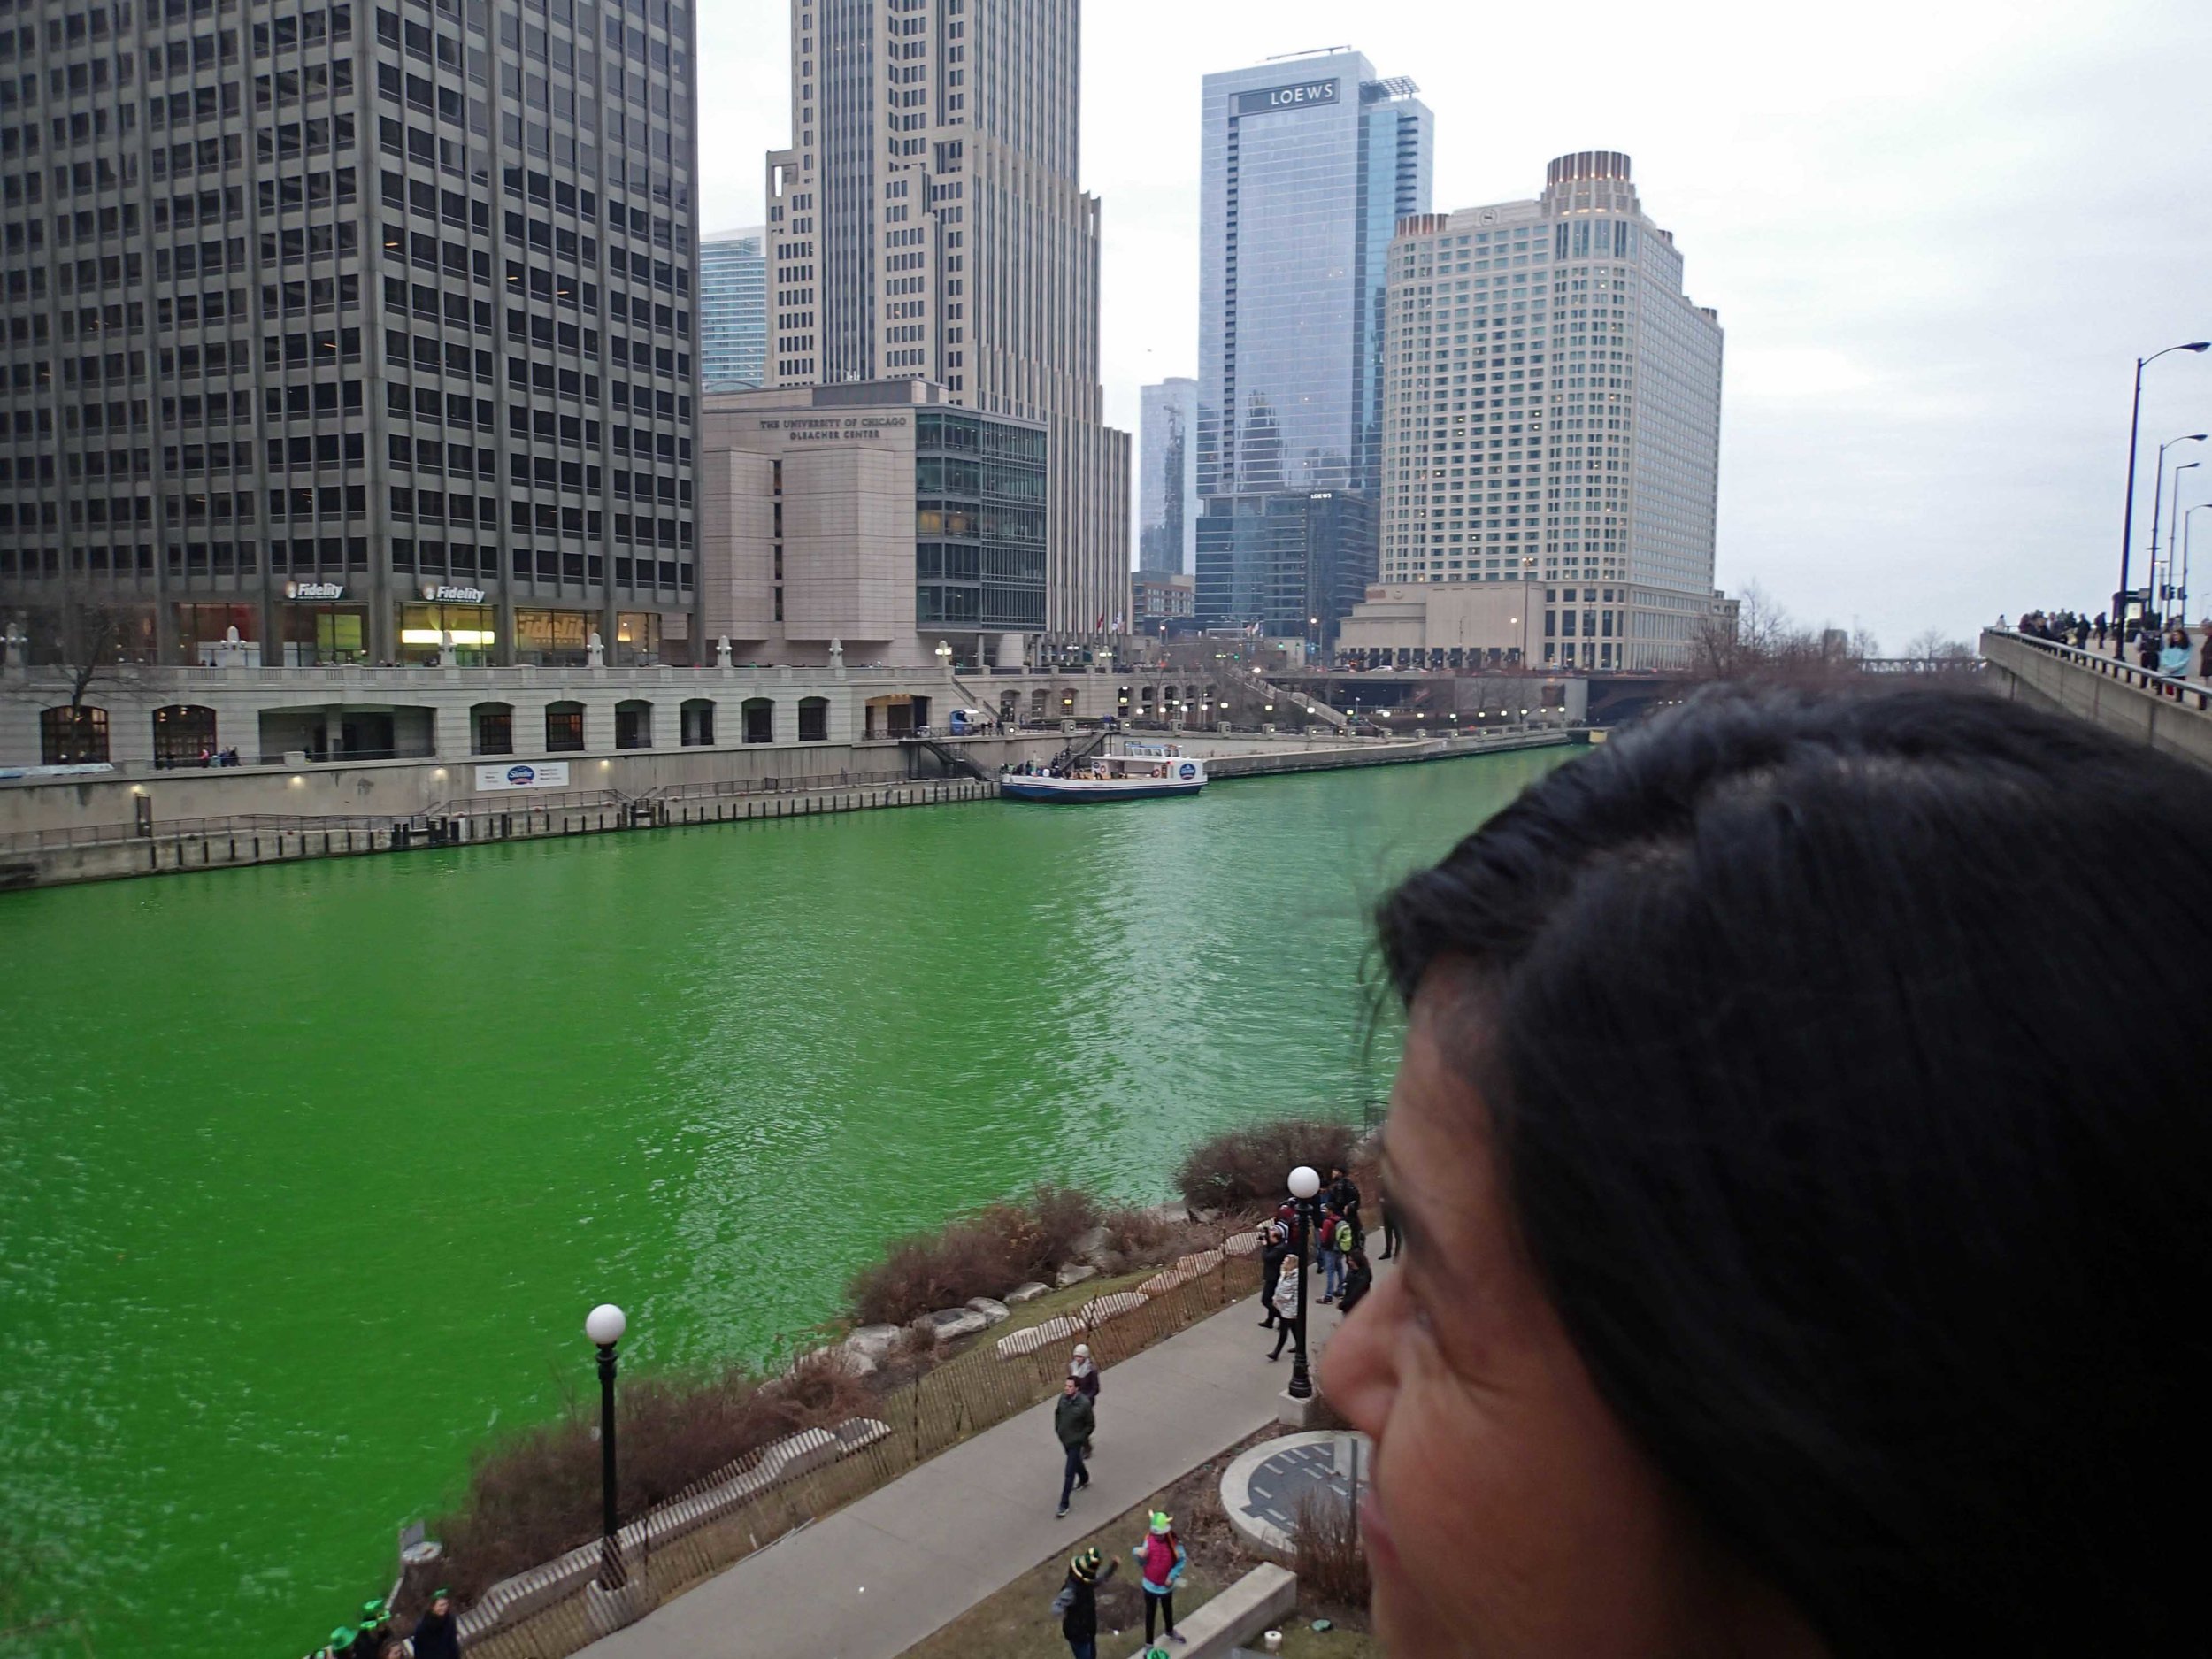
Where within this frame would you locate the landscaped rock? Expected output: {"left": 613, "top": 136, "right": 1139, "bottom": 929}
{"left": 844, "top": 1324, "right": 903, "bottom": 1360}
{"left": 965, "top": 1297, "right": 1010, "bottom": 1325}
{"left": 1224, "top": 1230, "right": 1264, "bottom": 1257}
{"left": 1005, "top": 1281, "right": 1051, "bottom": 1304}
{"left": 1137, "top": 1249, "right": 1224, "bottom": 1296}
{"left": 919, "top": 1307, "right": 990, "bottom": 1342}
{"left": 1071, "top": 1224, "right": 1112, "bottom": 1262}
{"left": 1054, "top": 1263, "right": 1099, "bottom": 1289}
{"left": 1079, "top": 1290, "right": 1148, "bottom": 1328}
{"left": 995, "top": 1316, "right": 1079, "bottom": 1360}
{"left": 1187, "top": 1206, "right": 1223, "bottom": 1225}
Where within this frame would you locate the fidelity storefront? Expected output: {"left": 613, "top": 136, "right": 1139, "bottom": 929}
{"left": 397, "top": 584, "right": 497, "bottom": 666}
{"left": 280, "top": 580, "right": 369, "bottom": 665}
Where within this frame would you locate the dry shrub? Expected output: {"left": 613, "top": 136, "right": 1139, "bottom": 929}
{"left": 1100, "top": 1203, "right": 1171, "bottom": 1260}
{"left": 847, "top": 1185, "right": 1101, "bottom": 1328}
{"left": 1293, "top": 1488, "right": 1372, "bottom": 1608}
{"left": 430, "top": 1357, "right": 873, "bottom": 1605}
{"left": 1175, "top": 1118, "right": 1362, "bottom": 1213}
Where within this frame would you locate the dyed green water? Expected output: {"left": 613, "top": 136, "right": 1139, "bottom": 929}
{"left": 0, "top": 749, "right": 1568, "bottom": 1657}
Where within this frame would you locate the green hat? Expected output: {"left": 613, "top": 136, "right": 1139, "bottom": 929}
{"left": 432, "top": 1586, "right": 451, "bottom": 1600}
{"left": 362, "top": 1599, "right": 388, "bottom": 1621}
{"left": 329, "top": 1630, "right": 357, "bottom": 1648}
{"left": 1071, "top": 1546, "right": 1102, "bottom": 1582}
{"left": 1148, "top": 1511, "right": 1172, "bottom": 1534}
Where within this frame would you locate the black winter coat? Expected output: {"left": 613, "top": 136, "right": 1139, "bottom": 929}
{"left": 411, "top": 1609, "right": 462, "bottom": 1659}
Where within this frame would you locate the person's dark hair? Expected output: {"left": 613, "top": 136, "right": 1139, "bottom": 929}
{"left": 1377, "top": 685, "right": 2212, "bottom": 1655}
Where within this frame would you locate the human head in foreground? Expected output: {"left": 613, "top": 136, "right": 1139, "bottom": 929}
{"left": 1324, "top": 685, "right": 2212, "bottom": 1657}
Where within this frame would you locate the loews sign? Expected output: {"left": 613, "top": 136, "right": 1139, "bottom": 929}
{"left": 1233, "top": 79, "right": 1340, "bottom": 116}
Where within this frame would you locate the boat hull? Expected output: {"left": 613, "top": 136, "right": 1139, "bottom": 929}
{"left": 999, "top": 778, "right": 1205, "bottom": 803}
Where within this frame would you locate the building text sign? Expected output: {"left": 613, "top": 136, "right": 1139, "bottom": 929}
{"left": 475, "top": 761, "right": 571, "bottom": 792}
{"left": 756, "top": 415, "right": 911, "bottom": 443}
{"left": 1233, "top": 79, "right": 1340, "bottom": 116}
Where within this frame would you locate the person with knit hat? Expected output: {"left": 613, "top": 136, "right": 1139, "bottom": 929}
{"left": 1048, "top": 1543, "right": 1118, "bottom": 1659}
{"left": 1131, "top": 1511, "right": 1187, "bottom": 1646}
{"left": 409, "top": 1587, "right": 462, "bottom": 1659}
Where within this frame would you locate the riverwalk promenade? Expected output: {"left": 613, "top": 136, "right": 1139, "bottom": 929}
{"left": 585, "top": 1275, "right": 1381, "bottom": 1659}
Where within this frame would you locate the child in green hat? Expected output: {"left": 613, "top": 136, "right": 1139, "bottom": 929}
{"left": 1131, "top": 1513, "right": 1187, "bottom": 1647}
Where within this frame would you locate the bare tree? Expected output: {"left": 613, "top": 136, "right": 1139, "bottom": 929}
{"left": 7, "top": 602, "right": 139, "bottom": 762}
{"left": 1687, "top": 584, "right": 1865, "bottom": 689}
{"left": 1903, "top": 627, "right": 1978, "bottom": 664}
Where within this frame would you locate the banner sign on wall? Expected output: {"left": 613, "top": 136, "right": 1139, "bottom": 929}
{"left": 474, "top": 761, "right": 571, "bottom": 792}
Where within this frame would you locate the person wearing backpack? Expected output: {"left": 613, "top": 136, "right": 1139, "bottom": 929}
{"left": 1257, "top": 1220, "right": 1290, "bottom": 1328}
{"left": 1049, "top": 1544, "right": 1117, "bottom": 1659}
{"left": 1131, "top": 1511, "right": 1187, "bottom": 1647}
{"left": 1316, "top": 1203, "right": 1345, "bottom": 1303}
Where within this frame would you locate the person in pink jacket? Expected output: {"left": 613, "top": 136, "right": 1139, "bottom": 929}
{"left": 1131, "top": 1510, "right": 1187, "bottom": 1646}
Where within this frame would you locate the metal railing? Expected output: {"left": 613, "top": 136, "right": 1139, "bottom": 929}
{"left": 1993, "top": 629, "right": 2212, "bottom": 712}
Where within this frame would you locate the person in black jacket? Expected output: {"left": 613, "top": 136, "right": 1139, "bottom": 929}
{"left": 409, "top": 1589, "right": 462, "bottom": 1659}
{"left": 1054, "top": 1379, "right": 1094, "bottom": 1518}
{"left": 1049, "top": 1545, "right": 1118, "bottom": 1659}
{"left": 1257, "top": 1220, "right": 1290, "bottom": 1327}
{"left": 1338, "top": 1248, "right": 1373, "bottom": 1317}
{"left": 1329, "top": 1165, "right": 1363, "bottom": 1242}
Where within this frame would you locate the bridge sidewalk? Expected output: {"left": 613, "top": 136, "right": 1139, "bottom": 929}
{"left": 583, "top": 1272, "right": 1373, "bottom": 1659}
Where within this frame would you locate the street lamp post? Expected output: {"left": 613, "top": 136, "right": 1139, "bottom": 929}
{"left": 2161, "top": 461, "right": 2202, "bottom": 623}
{"left": 1286, "top": 1164, "right": 1321, "bottom": 1400}
{"left": 2116, "top": 345, "right": 2210, "bottom": 655}
{"left": 586, "top": 1303, "right": 628, "bottom": 1590}
{"left": 2183, "top": 503, "right": 2212, "bottom": 627}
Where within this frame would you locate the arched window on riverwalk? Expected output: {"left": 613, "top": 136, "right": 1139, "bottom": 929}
{"left": 471, "top": 703, "right": 514, "bottom": 757}
{"left": 545, "top": 701, "right": 586, "bottom": 753}
{"left": 797, "top": 696, "right": 829, "bottom": 741}
{"left": 680, "top": 698, "right": 716, "bottom": 747}
{"left": 615, "top": 699, "right": 653, "bottom": 749}
{"left": 741, "top": 697, "right": 775, "bottom": 744}
{"left": 151, "top": 704, "right": 217, "bottom": 770}
{"left": 40, "top": 705, "right": 108, "bottom": 764}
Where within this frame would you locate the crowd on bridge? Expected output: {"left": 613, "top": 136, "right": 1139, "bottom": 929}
{"left": 2009, "top": 609, "right": 2212, "bottom": 681}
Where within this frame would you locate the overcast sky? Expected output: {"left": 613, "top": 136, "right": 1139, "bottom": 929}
{"left": 696, "top": 0, "right": 2212, "bottom": 650}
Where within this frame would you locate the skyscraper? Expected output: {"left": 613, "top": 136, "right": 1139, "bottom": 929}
{"left": 762, "top": 0, "right": 1128, "bottom": 649}
{"left": 1377, "top": 151, "right": 1724, "bottom": 669}
{"left": 700, "top": 227, "right": 767, "bottom": 391}
{"left": 1138, "top": 377, "right": 1196, "bottom": 576}
{"left": 0, "top": 0, "right": 703, "bottom": 668}
{"left": 1194, "top": 50, "right": 1430, "bottom": 641}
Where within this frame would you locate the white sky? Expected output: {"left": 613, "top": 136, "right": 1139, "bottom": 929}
{"left": 697, "top": 0, "right": 2212, "bottom": 650}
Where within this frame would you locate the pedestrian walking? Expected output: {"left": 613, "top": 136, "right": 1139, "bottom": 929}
{"left": 2095, "top": 612, "right": 2109, "bottom": 648}
{"left": 1131, "top": 1512, "right": 1187, "bottom": 1647}
{"left": 1378, "top": 1190, "right": 1402, "bottom": 1261}
{"left": 1317, "top": 1204, "right": 1346, "bottom": 1302}
{"left": 2199, "top": 628, "right": 2212, "bottom": 682}
{"left": 409, "top": 1589, "right": 461, "bottom": 1659}
{"left": 1328, "top": 1164, "right": 1363, "bottom": 1241}
{"left": 1049, "top": 1545, "right": 1118, "bottom": 1659}
{"left": 1267, "top": 1254, "right": 1303, "bottom": 1361}
{"left": 1256, "top": 1220, "right": 1289, "bottom": 1327}
{"left": 1069, "top": 1341, "right": 1099, "bottom": 1459}
{"left": 1054, "top": 1377, "right": 1094, "bottom": 1517}
{"left": 1338, "top": 1248, "right": 1373, "bottom": 1317}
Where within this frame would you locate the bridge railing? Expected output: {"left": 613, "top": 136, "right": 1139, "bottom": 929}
{"left": 1991, "top": 630, "right": 2212, "bottom": 713}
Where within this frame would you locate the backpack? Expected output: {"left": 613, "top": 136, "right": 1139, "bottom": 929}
{"left": 1334, "top": 1218, "right": 1354, "bottom": 1254}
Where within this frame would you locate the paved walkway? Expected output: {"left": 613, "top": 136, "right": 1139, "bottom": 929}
{"left": 587, "top": 1271, "right": 1377, "bottom": 1659}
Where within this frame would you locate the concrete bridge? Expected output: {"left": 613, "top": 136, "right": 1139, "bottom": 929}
{"left": 1980, "top": 629, "right": 2212, "bottom": 772}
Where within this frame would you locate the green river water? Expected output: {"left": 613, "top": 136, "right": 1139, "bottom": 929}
{"left": 0, "top": 748, "right": 1570, "bottom": 1657}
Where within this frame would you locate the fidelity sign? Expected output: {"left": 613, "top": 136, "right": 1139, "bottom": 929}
{"left": 1233, "top": 79, "right": 1340, "bottom": 116}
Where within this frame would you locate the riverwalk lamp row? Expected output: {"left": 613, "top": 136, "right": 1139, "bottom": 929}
{"left": 37, "top": 694, "right": 841, "bottom": 766}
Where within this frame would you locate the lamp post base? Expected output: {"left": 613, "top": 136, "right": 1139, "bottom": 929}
{"left": 1277, "top": 1387, "right": 1333, "bottom": 1430}
{"left": 584, "top": 1573, "right": 659, "bottom": 1636}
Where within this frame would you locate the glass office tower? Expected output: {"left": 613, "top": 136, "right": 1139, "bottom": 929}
{"left": 1194, "top": 50, "right": 1429, "bottom": 641}
{"left": 700, "top": 227, "right": 766, "bottom": 391}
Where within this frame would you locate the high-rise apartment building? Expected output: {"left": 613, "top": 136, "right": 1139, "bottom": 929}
{"left": 700, "top": 226, "right": 766, "bottom": 391}
{"left": 1194, "top": 50, "right": 1430, "bottom": 642}
{"left": 1137, "top": 376, "right": 1195, "bottom": 576}
{"left": 1376, "top": 151, "right": 1723, "bottom": 669}
{"left": 0, "top": 0, "right": 703, "bottom": 669}
{"left": 761, "top": 0, "right": 1128, "bottom": 649}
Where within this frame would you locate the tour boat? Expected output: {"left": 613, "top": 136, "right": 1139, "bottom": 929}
{"left": 999, "top": 741, "right": 1208, "bottom": 803}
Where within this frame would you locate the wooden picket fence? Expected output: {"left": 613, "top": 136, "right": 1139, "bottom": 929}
{"left": 462, "top": 1248, "right": 1263, "bottom": 1656}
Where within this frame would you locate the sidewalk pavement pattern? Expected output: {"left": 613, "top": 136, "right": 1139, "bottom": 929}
{"left": 585, "top": 1270, "right": 1380, "bottom": 1659}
